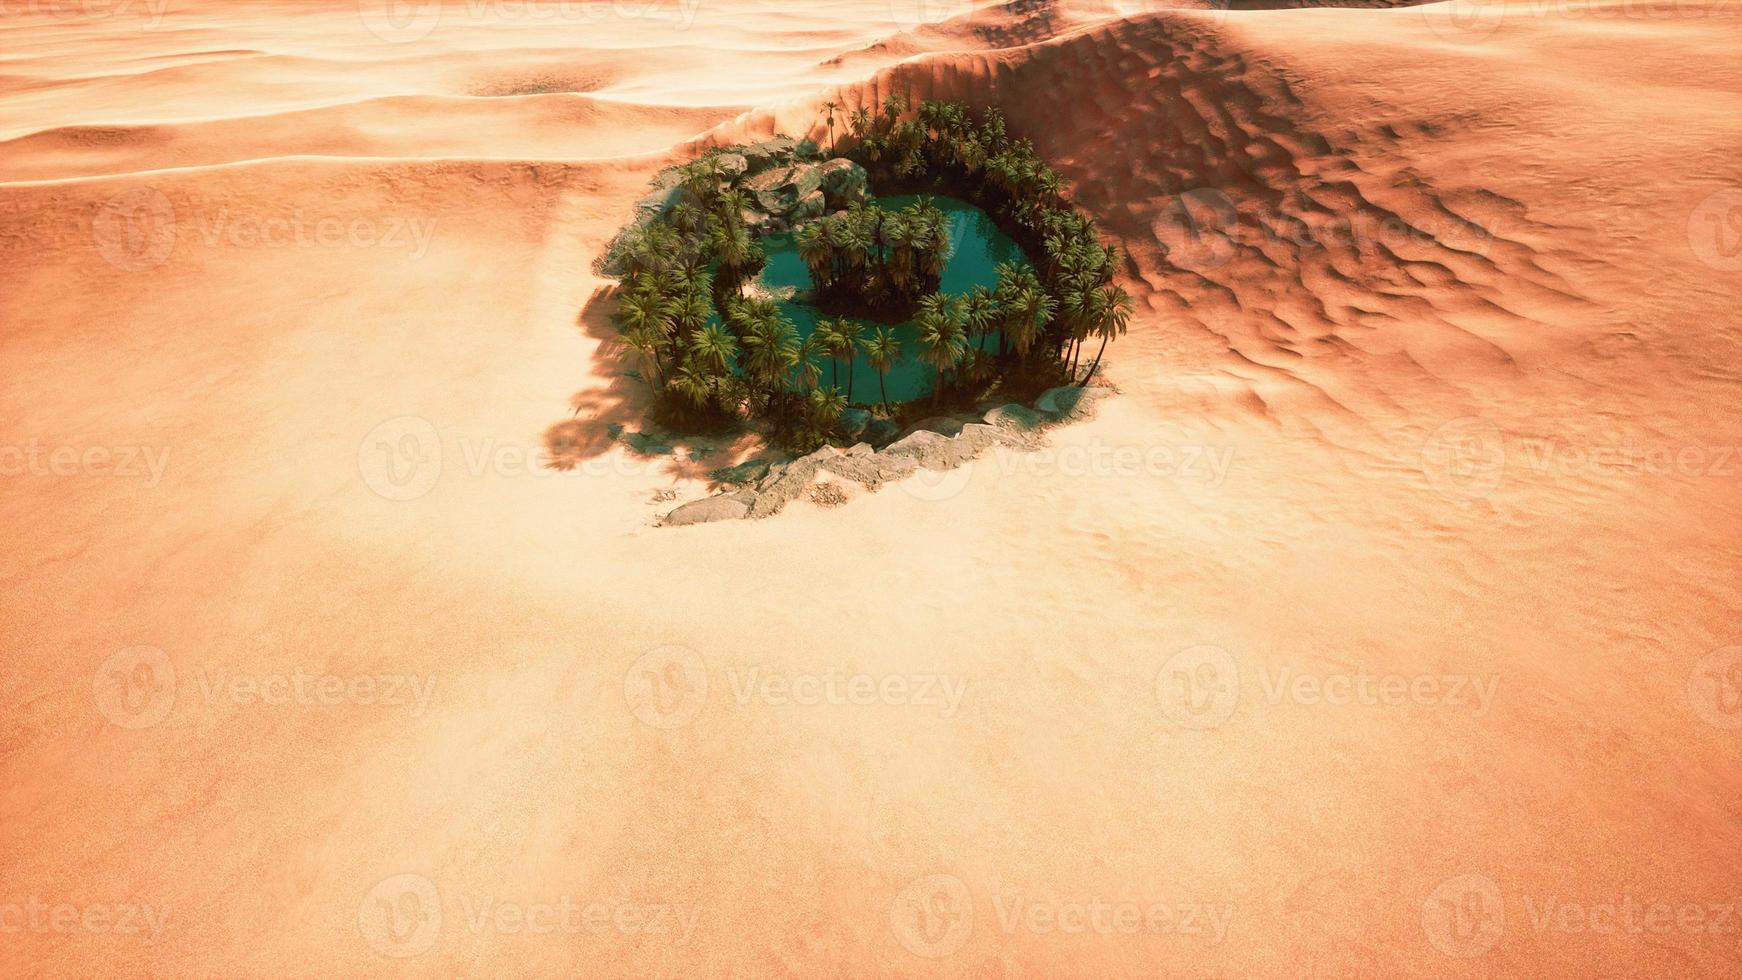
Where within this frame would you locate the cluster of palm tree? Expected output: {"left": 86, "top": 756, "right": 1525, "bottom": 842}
{"left": 842, "top": 95, "right": 1135, "bottom": 388}
{"left": 793, "top": 199, "right": 950, "bottom": 314}
{"left": 608, "top": 153, "right": 773, "bottom": 423}
{"left": 604, "top": 99, "right": 1134, "bottom": 450}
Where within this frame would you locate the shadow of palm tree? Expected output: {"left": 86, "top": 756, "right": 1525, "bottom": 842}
{"left": 543, "top": 284, "right": 776, "bottom": 488}
{"left": 542, "top": 285, "right": 649, "bottom": 470}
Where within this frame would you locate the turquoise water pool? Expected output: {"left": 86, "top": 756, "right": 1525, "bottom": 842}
{"left": 754, "top": 195, "right": 1030, "bottom": 404}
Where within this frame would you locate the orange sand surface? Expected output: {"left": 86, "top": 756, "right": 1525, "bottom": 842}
{"left": 2, "top": 0, "right": 1740, "bottom": 976}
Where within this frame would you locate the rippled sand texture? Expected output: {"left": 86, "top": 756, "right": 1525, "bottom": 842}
{"left": 2, "top": 0, "right": 1740, "bottom": 976}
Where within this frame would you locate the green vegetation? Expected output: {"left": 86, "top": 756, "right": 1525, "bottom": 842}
{"left": 603, "top": 98, "right": 1132, "bottom": 451}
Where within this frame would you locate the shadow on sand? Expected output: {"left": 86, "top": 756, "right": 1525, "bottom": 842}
{"left": 542, "top": 285, "right": 769, "bottom": 491}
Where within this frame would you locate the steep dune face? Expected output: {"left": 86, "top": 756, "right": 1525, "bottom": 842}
{"left": 3, "top": 1, "right": 1741, "bottom": 977}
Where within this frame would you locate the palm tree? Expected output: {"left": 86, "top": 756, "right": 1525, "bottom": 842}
{"left": 1079, "top": 284, "right": 1134, "bottom": 386}
{"left": 709, "top": 219, "right": 755, "bottom": 281}
{"left": 789, "top": 333, "right": 823, "bottom": 394}
{"left": 672, "top": 287, "right": 712, "bottom": 343}
{"left": 860, "top": 326, "right": 901, "bottom": 413}
{"left": 833, "top": 318, "right": 865, "bottom": 402}
{"left": 622, "top": 324, "right": 667, "bottom": 389}
{"left": 616, "top": 287, "right": 672, "bottom": 342}
{"left": 688, "top": 322, "right": 738, "bottom": 378}
{"left": 742, "top": 313, "right": 798, "bottom": 414}
{"left": 962, "top": 285, "right": 998, "bottom": 353}
{"left": 808, "top": 386, "right": 847, "bottom": 435}
{"left": 796, "top": 222, "right": 834, "bottom": 292}
{"left": 671, "top": 360, "right": 713, "bottom": 412}
{"left": 822, "top": 99, "right": 841, "bottom": 156}
{"left": 814, "top": 318, "right": 846, "bottom": 390}
{"left": 914, "top": 293, "right": 966, "bottom": 405}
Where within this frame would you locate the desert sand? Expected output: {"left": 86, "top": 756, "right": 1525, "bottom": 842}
{"left": 2, "top": 0, "right": 1740, "bottom": 975}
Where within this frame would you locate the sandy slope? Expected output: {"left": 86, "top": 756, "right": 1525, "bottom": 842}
{"left": 2, "top": 0, "right": 1740, "bottom": 976}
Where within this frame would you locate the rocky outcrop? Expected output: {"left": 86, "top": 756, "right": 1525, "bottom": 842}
{"left": 816, "top": 159, "right": 869, "bottom": 208}
{"left": 746, "top": 445, "right": 840, "bottom": 519}
{"left": 741, "top": 137, "right": 799, "bottom": 175}
{"left": 661, "top": 385, "right": 1113, "bottom": 525}
{"left": 735, "top": 155, "right": 867, "bottom": 231}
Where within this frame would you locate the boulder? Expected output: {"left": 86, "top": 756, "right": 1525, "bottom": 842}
{"left": 816, "top": 159, "right": 869, "bottom": 207}
{"left": 864, "top": 418, "right": 901, "bottom": 446}
{"left": 741, "top": 137, "right": 798, "bottom": 174}
{"left": 745, "top": 163, "right": 826, "bottom": 218}
{"left": 633, "top": 184, "right": 692, "bottom": 223}
{"left": 793, "top": 189, "right": 825, "bottom": 222}
{"left": 795, "top": 138, "right": 822, "bottom": 161}
{"left": 984, "top": 403, "right": 1047, "bottom": 432}
{"left": 714, "top": 152, "right": 748, "bottom": 180}
{"left": 1036, "top": 385, "right": 1111, "bottom": 422}
{"left": 665, "top": 495, "right": 748, "bottom": 526}
{"left": 839, "top": 407, "right": 872, "bottom": 440}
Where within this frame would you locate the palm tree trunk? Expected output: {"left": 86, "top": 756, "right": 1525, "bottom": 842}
{"left": 1079, "top": 335, "right": 1109, "bottom": 387}
{"left": 879, "top": 372, "right": 889, "bottom": 414}
{"left": 846, "top": 354, "right": 855, "bottom": 402}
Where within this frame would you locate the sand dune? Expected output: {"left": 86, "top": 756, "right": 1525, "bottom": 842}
{"left": 2, "top": 0, "right": 1740, "bottom": 976}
